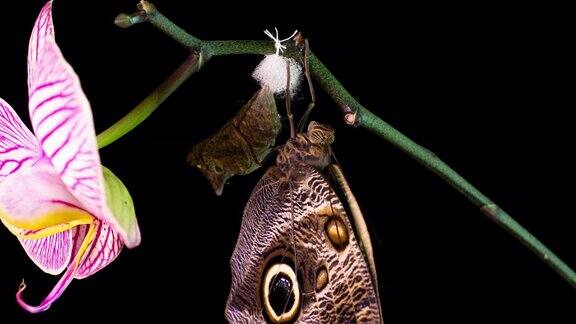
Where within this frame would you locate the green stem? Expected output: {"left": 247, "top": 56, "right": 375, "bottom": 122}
{"left": 97, "top": 53, "right": 200, "bottom": 149}
{"left": 119, "top": 2, "right": 576, "bottom": 288}
{"left": 138, "top": 1, "right": 202, "bottom": 50}
{"left": 360, "top": 109, "right": 576, "bottom": 287}
{"left": 205, "top": 40, "right": 275, "bottom": 57}
{"left": 308, "top": 54, "right": 576, "bottom": 287}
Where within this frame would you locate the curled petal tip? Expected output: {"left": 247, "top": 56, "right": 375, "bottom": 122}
{"left": 16, "top": 279, "right": 50, "bottom": 313}
{"left": 19, "top": 279, "right": 26, "bottom": 292}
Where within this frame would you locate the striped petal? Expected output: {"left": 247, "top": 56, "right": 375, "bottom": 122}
{"left": 0, "top": 157, "right": 92, "bottom": 233}
{"left": 19, "top": 231, "right": 73, "bottom": 275}
{"left": 27, "top": 1, "right": 54, "bottom": 84}
{"left": 26, "top": 1, "right": 137, "bottom": 246}
{"left": 17, "top": 221, "right": 99, "bottom": 313}
{"left": 0, "top": 98, "right": 40, "bottom": 180}
{"left": 0, "top": 157, "right": 93, "bottom": 275}
{"left": 76, "top": 221, "right": 123, "bottom": 279}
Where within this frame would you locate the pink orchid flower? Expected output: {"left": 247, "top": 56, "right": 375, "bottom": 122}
{"left": 0, "top": 1, "right": 140, "bottom": 313}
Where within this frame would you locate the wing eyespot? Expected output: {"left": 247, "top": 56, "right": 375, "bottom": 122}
{"left": 261, "top": 262, "right": 301, "bottom": 323}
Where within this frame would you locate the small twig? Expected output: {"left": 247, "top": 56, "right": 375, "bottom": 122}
{"left": 115, "top": 1, "right": 203, "bottom": 51}
{"left": 114, "top": 12, "right": 147, "bottom": 28}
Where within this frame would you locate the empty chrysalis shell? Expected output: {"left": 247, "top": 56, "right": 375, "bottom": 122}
{"left": 187, "top": 87, "right": 281, "bottom": 195}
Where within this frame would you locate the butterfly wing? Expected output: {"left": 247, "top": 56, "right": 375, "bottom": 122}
{"left": 226, "top": 164, "right": 382, "bottom": 323}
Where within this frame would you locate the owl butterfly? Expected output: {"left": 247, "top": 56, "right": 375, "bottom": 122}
{"left": 226, "top": 121, "right": 382, "bottom": 323}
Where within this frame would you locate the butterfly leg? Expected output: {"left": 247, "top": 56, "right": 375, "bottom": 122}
{"left": 298, "top": 39, "right": 316, "bottom": 132}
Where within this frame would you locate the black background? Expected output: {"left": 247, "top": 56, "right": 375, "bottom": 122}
{"left": 1, "top": 1, "right": 575, "bottom": 323}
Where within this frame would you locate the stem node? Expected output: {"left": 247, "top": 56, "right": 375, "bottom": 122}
{"left": 138, "top": 0, "right": 157, "bottom": 16}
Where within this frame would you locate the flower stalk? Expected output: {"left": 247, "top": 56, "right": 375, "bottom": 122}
{"left": 96, "top": 53, "right": 201, "bottom": 149}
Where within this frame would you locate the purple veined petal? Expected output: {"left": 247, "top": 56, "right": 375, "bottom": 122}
{"left": 70, "top": 223, "right": 89, "bottom": 260}
{"left": 0, "top": 157, "right": 94, "bottom": 276}
{"left": 27, "top": 1, "right": 54, "bottom": 84}
{"left": 0, "top": 157, "right": 92, "bottom": 233}
{"left": 17, "top": 220, "right": 99, "bottom": 313}
{"left": 0, "top": 98, "right": 40, "bottom": 180}
{"left": 19, "top": 230, "right": 73, "bottom": 276}
{"left": 76, "top": 221, "right": 123, "bottom": 279}
{"left": 26, "top": 1, "right": 131, "bottom": 245}
{"left": 27, "top": 0, "right": 103, "bottom": 216}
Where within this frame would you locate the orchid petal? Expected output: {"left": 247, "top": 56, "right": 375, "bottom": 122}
{"left": 27, "top": 1, "right": 54, "bottom": 82}
{"left": 70, "top": 223, "right": 89, "bottom": 260}
{"left": 76, "top": 222, "right": 123, "bottom": 279}
{"left": 102, "top": 166, "right": 140, "bottom": 247}
{"left": 0, "top": 158, "right": 93, "bottom": 274}
{"left": 0, "top": 98, "right": 39, "bottom": 180}
{"left": 0, "top": 157, "right": 92, "bottom": 232}
{"left": 74, "top": 165, "right": 141, "bottom": 277}
{"left": 17, "top": 221, "right": 98, "bottom": 313}
{"left": 19, "top": 231, "right": 73, "bottom": 275}
{"left": 26, "top": 1, "right": 131, "bottom": 244}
